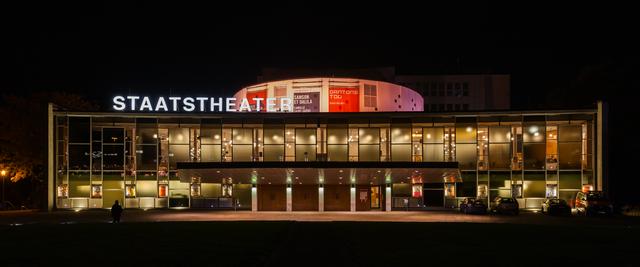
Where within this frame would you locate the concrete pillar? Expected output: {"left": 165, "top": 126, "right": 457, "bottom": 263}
{"left": 318, "top": 185, "right": 324, "bottom": 212}
{"left": 286, "top": 186, "right": 292, "bottom": 212}
{"left": 385, "top": 184, "right": 392, "bottom": 212}
{"left": 350, "top": 185, "right": 356, "bottom": 212}
{"left": 251, "top": 186, "right": 257, "bottom": 212}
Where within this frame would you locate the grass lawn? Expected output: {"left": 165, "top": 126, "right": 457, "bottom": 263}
{"left": 2, "top": 221, "right": 638, "bottom": 266}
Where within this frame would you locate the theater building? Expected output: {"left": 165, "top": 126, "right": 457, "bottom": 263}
{"left": 47, "top": 77, "right": 606, "bottom": 211}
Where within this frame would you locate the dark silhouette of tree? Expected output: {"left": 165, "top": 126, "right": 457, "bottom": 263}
{"left": 0, "top": 92, "right": 98, "bottom": 208}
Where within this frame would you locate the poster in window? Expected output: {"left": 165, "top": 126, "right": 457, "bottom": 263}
{"left": 125, "top": 185, "right": 136, "bottom": 198}
{"left": 158, "top": 184, "right": 168, "bottom": 198}
{"left": 329, "top": 87, "right": 359, "bottom": 112}
{"left": 91, "top": 185, "right": 102, "bottom": 198}
{"left": 246, "top": 89, "right": 267, "bottom": 112}
{"left": 57, "top": 184, "right": 69, "bottom": 198}
{"left": 412, "top": 184, "right": 423, "bottom": 198}
{"left": 293, "top": 92, "right": 320, "bottom": 112}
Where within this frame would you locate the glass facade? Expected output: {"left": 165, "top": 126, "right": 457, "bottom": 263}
{"left": 53, "top": 111, "right": 598, "bottom": 210}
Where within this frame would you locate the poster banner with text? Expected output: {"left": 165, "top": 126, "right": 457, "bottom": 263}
{"left": 293, "top": 92, "right": 320, "bottom": 112}
{"left": 329, "top": 87, "right": 359, "bottom": 112}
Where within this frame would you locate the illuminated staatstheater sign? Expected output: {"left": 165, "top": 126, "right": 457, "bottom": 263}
{"left": 112, "top": 96, "right": 293, "bottom": 112}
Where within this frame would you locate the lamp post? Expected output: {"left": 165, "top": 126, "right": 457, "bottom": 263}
{"left": 1, "top": 169, "right": 6, "bottom": 203}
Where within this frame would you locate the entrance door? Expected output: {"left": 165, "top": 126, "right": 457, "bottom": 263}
{"left": 423, "top": 189, "right": 444, "bottom": 207}
{"left": 324, "top": 185, "right": 350, "bottom": 211}
{"left": 356, "top": 186, "right": 371, "bottom": 211}
{"left": 292, "top": 185, "right": 319, "bottom": 211}
{"left": 258, "top": 185, "right": 286, "bottom": 211}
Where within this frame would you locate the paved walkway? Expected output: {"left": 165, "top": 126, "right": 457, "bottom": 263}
{"left": 2, "top": 209, "right": 640, "bottom": 226}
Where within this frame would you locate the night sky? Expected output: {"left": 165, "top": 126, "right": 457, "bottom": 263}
{"left": 1, "top": 2, "right": 638, "bottom": 201}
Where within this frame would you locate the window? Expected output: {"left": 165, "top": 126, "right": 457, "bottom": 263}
{"left": 455, "top": 104, "right": 460, "bottom": 111}
{"left": 438, "top": 87, "right": 445, "bottom": 96}
{"left": 364, "top": 84, "right": 377, "bottom": 108}
{"left": 463, "top": 104, "right": 469, "bottom": 111}
{"left": 447, "top": 104, "right": 452, "bottom": 111}
{"left": 447, "top": 87, "right": 453, "bottom": 96}
{"left": 463, "top": 87, "right": 469, "bottom": 96}
{"left": 430, "top": 87, "right": 437, "bottom": 97}
{"left": 439, "top": 104, "right": 445, "bottom": 111}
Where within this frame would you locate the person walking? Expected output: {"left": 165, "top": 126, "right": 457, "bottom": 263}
{"left": 110, "top": 200, "right": 123, "bottom": 223}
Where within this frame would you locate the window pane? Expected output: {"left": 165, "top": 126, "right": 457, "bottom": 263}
{"left": 391, "top": 128, "right": 411, "bottom": 143}
{"left": 136, "top": 145, "right": 157, "bottom": 170}
{"left": 233, "top": 128, "right": 253, "bottom": 145}
{"left": 359, "top": 145, "right": 380, "bottom": 162}
{"left": 359, "top": 128, "right": 380, "bottom": 144}
{"left": 327, "top": 145, "right": 348, "bottom": 161}
{"left": 327, "top": 128, "right": 348, "bottom": 144}
{"left": 200, "top": 127, "right": 221, "bottom": 144}
{"left": 103, "top": 128, "right": 124, "bottom": 143}
{"left": 201, "top": 145, "right": 221, "bottom": 162}
{"left": 295, "top": 145, "right": 316, "bottom": 161}
{"left": 264, "top": 128, "right": 284, "bottom": 144}
{"left": 456, "top": 144, "right": 477, "bottom": 170}
{"left": 456, "top": 125, "right": 476, "bottom": 143}
{"left": 524, "top": 172, "right": 545, "bottom": 197}
{"left": 201, "top": 183, "right": 222, "bottom": 198}
{"left": 295, "top": 129, "right": 316, "bottom": 145}
{"left": 559, "top": 143, "right": 581, "bottom": 169}
{"left": 489, "top": 127, "right": 511, "bottom": 143}
{"left": 169, "top": 128, "right": 189, "bottom": 144}
{"left": 69, "top": 172, "right": 90, "bottom": 197}
{"left": 559, "top": 125, "right": 582, "bottom": 142}
{"left": 137, "top": 126, "right": 157, "bottom": 144}
{"left": 391, "top": 144, "right": 411, "bottom": 161}
{"left": 233, "top": 145, "right": 253, "bottom": 161}
{"left": 103, "top": 145, "right": 124, "bottom": 170}
{"left": 169, "top": 144, "right": 190, "bottom": 169}
{"left": 523, "top": 124, "right": 545, "bottom": 143}
{"left": 524, "top": 143, "right": 545, "bottom": 170}
{"left": 489, "top": 143, "right": 510, "bottom": 169}
{"left": 69, "top": 144, "right": 90, "bottom": 170}
{"left": 423, "top": 144, "right": 444, "bottom": 161}
{"left": 458, "top": 172, "right": 477, "bottom": 197}
{"left": 559, "top": 171, "right": 582, "bottom": 189}
{"left": 490, "top": 172, "right": 511, "bottom": 190}
{"left": 423, "top": 128, "right": 443, "bottom": 143}
{"left": 263, "top": 145, "right": 284, "bottom": 161}
{"left": 137, "top": 180, "right": 158, "bottom": 197}
{"left": 69, "top": 117, "right": 90, "bottom": 143}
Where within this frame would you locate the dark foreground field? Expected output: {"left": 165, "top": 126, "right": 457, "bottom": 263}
{"left": 2, "top": 220, "right": 638, "bottom": 267}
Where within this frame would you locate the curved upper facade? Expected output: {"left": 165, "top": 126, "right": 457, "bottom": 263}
{"left": 233, "top": 77, "right": 423, "bottom": 112}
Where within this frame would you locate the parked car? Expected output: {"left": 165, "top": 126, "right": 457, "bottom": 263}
{"left": 459, "top": 198, "right": 487, "bottom": 214}
{"left": 541, "top": 198, "right": 571, "bottom": 216}
{"left": 575, "top": 191, "right": 613, "bottom": 216}
{"left": 490, "top": 197, "right": 519, "bottom": 215}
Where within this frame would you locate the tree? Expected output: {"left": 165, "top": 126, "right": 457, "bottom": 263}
{"left": 0, "top": 91, "right": 97, "bottom": 208}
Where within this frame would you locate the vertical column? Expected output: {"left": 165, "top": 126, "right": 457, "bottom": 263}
{"left": 350, "top": 185, "right": 356, "bottom": 212}
{"left": 385, "top": 184, "right": 392, "bottom": 212}
{"left": 596, "top": 101, "right": 604, "bottom": 191}
{"left": 286, "top": 185, "right": 292, "bottom": 212}
{"left": 47, "top": 103, "right": 55, "bottom": 212}
{"left": 251, "top": 185, "right": 257, "bottom": 212}
{"left": 318, "top": 185, "right": 324, "bottom": 212}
